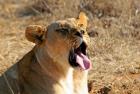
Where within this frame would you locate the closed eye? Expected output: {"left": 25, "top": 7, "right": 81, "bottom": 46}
{"left": 56, "top": 28, "right": 69, "bottom": 35}
{"left": 56, "top": 28, "right": 69, "bottom": 32}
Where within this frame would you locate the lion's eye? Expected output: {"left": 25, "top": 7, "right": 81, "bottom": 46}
{"left": 60, "top": 29, "right": 69, "bottom": 32}
{"left": 56, "top": 28, "right": 68, "bottom": 32}
{"left": 56, "top": 28, "right": 69, "bottom": 35}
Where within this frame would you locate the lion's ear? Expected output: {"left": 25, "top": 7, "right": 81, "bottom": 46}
{"left": 77, "top": 12, "right": 88, "bottom": 29}
{"left": 25, "top": 25, "right": 45, "bottom": 44}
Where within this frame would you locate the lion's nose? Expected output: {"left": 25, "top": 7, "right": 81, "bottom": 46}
{"left": 74, "top": 32, "right": 82, "bottom": 37}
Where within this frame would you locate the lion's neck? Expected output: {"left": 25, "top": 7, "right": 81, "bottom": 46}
{"left": 34, "top": 47, "right": 74, "bottom": 94}
{"left": 35, "top": 46, "right": 70, "bottom": 78}
{"left": 18, "top": 47, "right": 89, "bottom": 94}
{"left": 73, "top": 69, "right": 89, "bottom": 94}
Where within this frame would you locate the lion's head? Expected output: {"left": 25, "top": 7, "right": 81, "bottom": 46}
{"left": 25, "top": 12, "right": 91, "bottom": 70}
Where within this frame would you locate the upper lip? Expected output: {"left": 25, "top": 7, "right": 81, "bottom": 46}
{"left": 74, "top": 31, "right": 83, "bottom": 37}
{"left": 74, "top": 41, "right": 87, "bottom": 55}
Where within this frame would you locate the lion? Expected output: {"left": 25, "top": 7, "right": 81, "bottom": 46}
{"left": 0, "top": 12, "right": 91, "bottom": 94}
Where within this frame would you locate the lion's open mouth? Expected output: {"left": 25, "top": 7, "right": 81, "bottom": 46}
{"left": 69, "top": 42, "right": 91, "bottom": 70}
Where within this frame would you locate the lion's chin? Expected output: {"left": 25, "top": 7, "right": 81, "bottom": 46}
{"left": 69, "top": 41, "right": 91, "bottom": 70}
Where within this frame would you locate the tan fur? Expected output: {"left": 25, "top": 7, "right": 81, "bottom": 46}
{"left": 0, "top": 12, "right": 90, "bottom": 94}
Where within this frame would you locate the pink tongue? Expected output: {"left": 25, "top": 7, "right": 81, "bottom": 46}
{"left": 76, "top": 53, "right": 91, "bottom": 70}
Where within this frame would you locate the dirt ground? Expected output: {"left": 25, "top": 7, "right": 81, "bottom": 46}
{"left": 0, "top": 0, "right": 140, "bottom": 94}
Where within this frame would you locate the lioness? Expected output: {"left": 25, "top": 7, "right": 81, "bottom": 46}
{"left": 0, "top": 12, "right": 91, "bottom": 94}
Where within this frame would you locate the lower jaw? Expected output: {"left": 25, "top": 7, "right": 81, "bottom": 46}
{"left": 69, "top": 50, "right": 79, "bottom": 67}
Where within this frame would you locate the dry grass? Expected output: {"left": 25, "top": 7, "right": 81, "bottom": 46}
{"left": 0, "top": 0, "right": 140, "bottom": 94}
